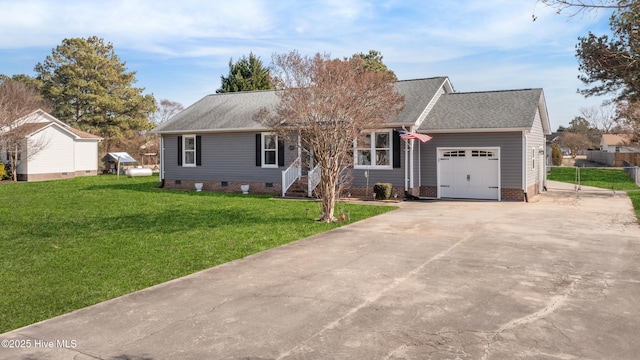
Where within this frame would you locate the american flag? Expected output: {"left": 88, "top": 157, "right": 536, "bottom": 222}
{"left": 397, "top": 130, "right": 432, "bottom": 143}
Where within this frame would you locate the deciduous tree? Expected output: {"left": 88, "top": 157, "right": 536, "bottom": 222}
{"left": 537, "top": 0, "right": 630, "bottom": 17}
{"left": 0, "top": 79, "right": 51, "bottom": 180}
{"left": 35, "top": 36, "right": 156, "bottom": 151}
{"left": 615, "top": 100, "right": 640, "bottom": 143}
{"left": 540, "top": 1, "right": 640, "bottom": 143}
{"left": 217, "top": 52, "right": 274, "bottom": 93}
{"left": 154, "top": 99, "right": 184, "bottom": 124}
{"left": 574, "top": 2, "right": 640, "bottom": 102}
{"left": 557, "top": 131, "right": 592, "bottom": 157}
{"left": 255, "top": 51, "right": 404, "bottom": 222}
{"left": 580, "top": 103, "right": 617, "bottom": 133}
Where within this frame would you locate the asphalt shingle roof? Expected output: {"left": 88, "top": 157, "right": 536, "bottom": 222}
{"left": 11, "top": 121, "right": 102, "bottom": 139}
{"left": 154, "top": 90, "right": 278, "bottom": 133}
{"left": 153, "top": 77, "right": 449, "bottom": 133}
{"left": 419, "top": 88, "right": 544, "bottom": 132}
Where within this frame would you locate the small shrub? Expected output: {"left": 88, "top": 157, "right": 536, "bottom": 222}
{"left": 0, "top": 163, "right": 10, "bottom": 180}
{"left": 551, "top": 143, "right": 563, "bottom": 166}
{"left": 373, "top": 182, "right": 392, "bottom": 200}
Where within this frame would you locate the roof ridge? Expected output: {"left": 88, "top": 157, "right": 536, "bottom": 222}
{"left": 449, "top": 88, "right": 541, "bottom": 95}
{"left": 202, "top": 77, "right": 449, "bottom": 97}
{"left": 204, "top": 89, "right": 279, "bottom": 97}
{"left": 396, "top": 76, "right": 448, "bottom": 83}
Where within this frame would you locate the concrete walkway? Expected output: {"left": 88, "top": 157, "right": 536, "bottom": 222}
{"left": 2, "top": 181, "right": 640, "bottom": 359}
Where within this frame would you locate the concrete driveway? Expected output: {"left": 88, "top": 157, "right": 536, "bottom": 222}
{"left": 2, "top": 181, "right": 640, "bottom": 359}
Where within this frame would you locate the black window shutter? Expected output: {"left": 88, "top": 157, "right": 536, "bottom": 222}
{"left": 393, "top": 130, "right": 401, "bottom": 168}
{"left": 177, "top": 136, "right": 183, "bottom": 166}
{"left": 195, "top": 136, "right": 202, "bottom": 166}
{"left": 255, "top": 134, "right": 262, "bottom": 166}
{"left": 278, "top": 140, "right": 285, "bottom": 167}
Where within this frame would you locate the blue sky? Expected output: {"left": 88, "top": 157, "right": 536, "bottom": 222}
{"left": 0, "top": 0, "right": 614, "bottom": 130}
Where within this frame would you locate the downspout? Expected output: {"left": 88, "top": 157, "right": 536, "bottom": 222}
{"left": 404, "top": 140, "right": 409, "bottom": 191}
{"left": 159, "top": 135, "right": 165, "bottom": 188}
{"left": 409, "top": 139, "right": 414, "bottom": 189}
{"left": 418, "top": 140, "right": 422, "bottom": 188}
{"left": 522, "top": 130, "right": 528, "bottom": 202}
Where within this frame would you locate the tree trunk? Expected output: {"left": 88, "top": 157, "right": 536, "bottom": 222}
{"left": 11, "top": 144, "right": 18, "bottom": 181}
{"left": 318, "top": 171, "right": 337, "bottom": 222}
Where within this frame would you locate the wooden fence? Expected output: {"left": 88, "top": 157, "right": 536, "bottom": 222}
{"left": 587, "top": 150, "right": 640, "bottom": 167}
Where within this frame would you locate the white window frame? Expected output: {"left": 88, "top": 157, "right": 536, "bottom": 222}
{"left": 182, "top": 135, "right": 196, "bottom": 167}
{"left": 262, "top": 133, "right": 278, "bottom": 168}
{"left": 531, "top": 147, "right": 536, "bottom": 170}
{"left": 354, "top": 130, "right": 393, "bottom": 170}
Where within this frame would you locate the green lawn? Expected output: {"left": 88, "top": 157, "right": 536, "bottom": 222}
{"left": 547, "top": 167, "right": 639, "bottom": 191}
{"left": 548, "top": 167, "right": 640, "bottom": 219}
{"left": 0, "top": 175, "right": 396, "bottom": 333}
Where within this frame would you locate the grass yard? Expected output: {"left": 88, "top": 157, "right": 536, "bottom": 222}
{"left": 548, "top": 167, "right": 640, "bottom": 219}
{"left": 547, "top": 167, "right": 639, "bottom": 191}
{"left": 0, "top": 175, "right": 396, "bottom": 333}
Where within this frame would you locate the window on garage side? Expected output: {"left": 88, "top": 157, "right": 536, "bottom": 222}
{"left": 531, "top": 147, "right": 536, "bottom": 170}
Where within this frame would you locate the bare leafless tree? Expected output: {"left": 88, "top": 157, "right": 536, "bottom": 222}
{"left": 255, "top": 51, "right": 404, "bottom": 222}
{"left": 558, "top": 131, "right": 593, "bottom": 157}
{"left": 580, "top": 103, "right": 617, "bottom": 133}
{"left": 536, "top": 0, "right": 629, "bottom": 17}
{"left": 615, "top": 100, "right": 640, "bottom": 144}
{"left": 154, "top": 99, "right": 184, "bottom": 124}
{"left": 0, "top": 79, "right": 52, "bottom": 180}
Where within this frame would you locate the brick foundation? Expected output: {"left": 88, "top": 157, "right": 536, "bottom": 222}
{"left": 420, "top": 186, "right": 438, "bottom": 198}
{"left": 418, "top": 185, "right": 526, "bottom": 201}
{"left": 501, "top": 188, "right": 525, "bottom": 202}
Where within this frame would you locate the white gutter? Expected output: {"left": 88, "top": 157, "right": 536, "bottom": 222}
{"left": 424, "top": 127, "right": 531, "bottom": 134}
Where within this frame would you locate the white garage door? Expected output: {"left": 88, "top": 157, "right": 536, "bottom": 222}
{"left": 438, "top": 148, "right": 500, "bottom": 200}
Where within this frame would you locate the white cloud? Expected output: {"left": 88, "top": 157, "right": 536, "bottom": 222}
{"left": 0, "top": 0, "right": 273, "bottom": 49}
{"left": 0, "top": 0, "right": 617, "bottom": 127}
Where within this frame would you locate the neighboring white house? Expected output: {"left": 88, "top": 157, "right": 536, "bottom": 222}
{"left": 600, "top": 134, "right": 640, "bottom": 153}
{"left": 1, "top": 109, "right": 102, "bottom": 181}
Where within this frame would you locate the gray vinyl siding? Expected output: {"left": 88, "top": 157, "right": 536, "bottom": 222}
{"left": 412, "top": 142, "right": 422, "bottom": 187}
{"left": 420, "top": 132, "right": 523, "bottom": 189}
{"left": 351, "top": 138, "right": 406, "bottom": 188}
{"left": 351, "top": 166, "right": 405, "bottom": 188}
{"left": 525, "top": 109, "right": 546, "bottom": 189}
{"left": 162, "top": 133, "right": 297, "bottom": 183}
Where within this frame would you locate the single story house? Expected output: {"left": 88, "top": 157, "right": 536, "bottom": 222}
{"left": 600, "top": 134, "right": 639, "bottom": 153}
{"left": 1, "top": 109, "right": 103, "bottom": 181}
{"left": 153, "top": 77, "right": 550, "bottom": 201}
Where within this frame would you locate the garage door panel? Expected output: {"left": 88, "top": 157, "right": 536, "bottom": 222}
{"left": 438, "top": 148, "right": 499, "bottom": 200}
